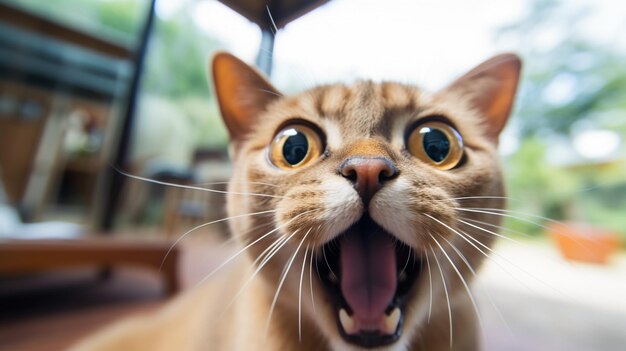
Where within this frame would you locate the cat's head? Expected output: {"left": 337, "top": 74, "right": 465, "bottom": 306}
{"left": 212, "top": 53, "right": 520, "bottom": 349}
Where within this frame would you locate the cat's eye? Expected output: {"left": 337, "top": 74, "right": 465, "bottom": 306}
{"left": 407, "top": 121, "right": 463, "bottom": 170}
{"left": 269, "top": 124, "right": 324, "bottom": 170}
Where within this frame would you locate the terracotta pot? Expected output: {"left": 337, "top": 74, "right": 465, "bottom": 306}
{"left": 548, "top": 222, "right": 622, "bottom": 264}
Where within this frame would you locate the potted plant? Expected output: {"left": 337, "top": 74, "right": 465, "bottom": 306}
{"left": 548, "top": 222, "right": 621, "bottom": 264}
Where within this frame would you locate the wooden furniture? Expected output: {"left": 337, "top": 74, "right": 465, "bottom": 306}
{"left": 0, "top": 237, "right": 179, "bottom": 296}
{"left": 0, "top": 2, "right": 133, "bottom": 223}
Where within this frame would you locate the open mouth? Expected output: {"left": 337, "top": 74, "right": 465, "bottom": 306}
{"left": 316, "top": 216, "right": 423, "bottom": 348}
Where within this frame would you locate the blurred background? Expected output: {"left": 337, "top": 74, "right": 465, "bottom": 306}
{"left": 0, "top": 0, "right": 624, "bottom": 350}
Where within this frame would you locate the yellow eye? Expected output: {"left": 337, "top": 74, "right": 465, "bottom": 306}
{"left": 407, "top": 121, "right": 464, "bottom": 170}
{"left": 269, "top": 124, "right": 324, "bottom": 170}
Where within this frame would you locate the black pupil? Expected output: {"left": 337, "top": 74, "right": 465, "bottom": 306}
{"left": 421, "top": 128, "right": 450, "bottom": 162}
{"left": 282, "top": 130, "right": 309, "bottom": 165}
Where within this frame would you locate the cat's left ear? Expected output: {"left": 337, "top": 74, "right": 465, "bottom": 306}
{"left": 211, "top": 52, "right": 282, "bottom": 141}
{"left": 442, "top": 53, "right": 522, "bottom": 141}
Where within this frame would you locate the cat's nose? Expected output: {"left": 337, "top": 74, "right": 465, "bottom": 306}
{"left": 339, "top": 157, "right": 398, "bottom": 205}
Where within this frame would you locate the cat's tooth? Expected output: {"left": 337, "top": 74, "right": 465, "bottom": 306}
{"left": 339, "top": 308, "right": 356, "bottom": 334}
{"left": 383, "top": 308, "right": 401, "bottom": 334}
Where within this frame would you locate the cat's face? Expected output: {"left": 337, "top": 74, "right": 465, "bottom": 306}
{"left": 212, "top": 53, "right": 520, "bottom": 350}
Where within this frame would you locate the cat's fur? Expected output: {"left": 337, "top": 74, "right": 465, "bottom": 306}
{"left": 72, "top": 53, "right": 520, "bottom": 351}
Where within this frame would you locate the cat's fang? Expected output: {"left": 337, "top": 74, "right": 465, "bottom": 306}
{"left": 339, "top": 308, "right": 357, "bottom": 334}
{"left": 383, "top": 308, "right": 402, "bottom": 335}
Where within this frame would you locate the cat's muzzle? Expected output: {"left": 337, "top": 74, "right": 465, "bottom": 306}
{"left": 316, "top": 215, "right": 422, "bottom": 348}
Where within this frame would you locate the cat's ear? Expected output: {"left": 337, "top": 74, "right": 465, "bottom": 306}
{"left": 211, "top": 52, "right": 281, "bottom": 140}
{"left": 442, "top": 53, "right": 522, "bottom": 141}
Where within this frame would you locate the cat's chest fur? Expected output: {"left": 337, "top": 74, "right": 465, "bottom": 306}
{"left": 72, "top": 53, "right": 520, "bottom": 351}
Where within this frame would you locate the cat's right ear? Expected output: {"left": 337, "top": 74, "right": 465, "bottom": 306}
{"left": 211, "top": 52, "right": 281, "bottom": 141}
{"left": 441, "top": 53, "right": 522, "bottom": 142}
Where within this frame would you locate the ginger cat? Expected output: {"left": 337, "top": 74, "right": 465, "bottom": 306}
{"left": 72, "top": 52, "right": 521, "bottom": 351}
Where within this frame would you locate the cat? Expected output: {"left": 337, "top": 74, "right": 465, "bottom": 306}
{"left": 71, "top": 51, "right": 521, "bottom": 351}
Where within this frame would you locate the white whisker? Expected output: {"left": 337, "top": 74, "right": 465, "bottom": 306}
{"left": 434, "top": 231, "right": 513, "bottom": 340}
{"left": 255, "top": 88, "right": 282, "bottom": 98}
{"left": 446, "top": 229, "right": 516, "bottom": 340}
{"left": 457, "top": 207, "right": 597, "bottom": 257}
{"left": 195, "top": 210, "right": 314, "bottom": 287}
{"left": 310, "top": 249, "right": 317, "bottom": 313}
{"left": 117, "top": 169, "right": 287, "bottom": 199}
{"left": 323, "top": 245, "right": 337, "bottom": 281}
{"left": 429, "top": 245, "right": 453, "bottom": 348}
{"left": 457, "top": 218, "right": 522, "bottom": 244}
{"left": 459, "top": 217, "right": 531, "bottom": 238}
{"left": 450, "top": 195, "right": 515, "bottom": 201}
{"left": 423, "top": 249, "right": 433, "bottom": 323}
{"left": 194, "top": 180, "right": 280, "bottom": 188}
{"left": 265, "top": 228, "right": 312, "bottom": 338}
{"left": 252, "top": 232, "right": 289, "bottom": 267}
{"left": 265, "top": 5, "right": 279, "bottom": 34}
{"left": 160, "top": 209, "right": 276, "bottom": 270}
{"left": 216, "top": 230, "right": 300, "bottom": 321}
{"left": 298, "top": 244, "right": 310, "bottom": 342}
{"left": 424, "top": 220, "right": 484, "bottom": 334}
{"left": 399, "top": 244, "right": 412, "bottom": 276}
{"left": 455, "top": 207, "right": 546, "bottom": 230}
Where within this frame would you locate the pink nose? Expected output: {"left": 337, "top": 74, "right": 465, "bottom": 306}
{"left": 339, "top": 157, "right": 398, "bottom": 205}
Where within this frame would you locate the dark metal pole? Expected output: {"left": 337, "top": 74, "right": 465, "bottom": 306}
{"left": 99, "top": 0, "right": 156, "bottom": 231}
{"left": 255, "top": 28, "right": 275, "bottom": 76}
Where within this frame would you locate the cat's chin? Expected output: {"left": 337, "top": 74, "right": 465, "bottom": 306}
{"left": 316, "top": 215, "right": 423, "bottom": 348}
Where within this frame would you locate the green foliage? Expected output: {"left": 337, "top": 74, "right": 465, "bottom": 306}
{"left": 497, "top": 0, "right": 626, "bottom": 241}
{"left": 504, "top": 139, "right": 580, "bottom": 236}
{"left": 142, "top": 13, "right": 223, "bottom": 99}
{"left": 500, "top": 0, "right": 626, "bottom": 138}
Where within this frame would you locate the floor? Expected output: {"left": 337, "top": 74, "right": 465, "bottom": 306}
{"left": 1, "top": 238, "right": 625, "bottom": 351}
{"left": 478, "top": 240, "right": 626, "bottom": 351}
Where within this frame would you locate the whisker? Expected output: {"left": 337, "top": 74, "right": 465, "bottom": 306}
{"left": 428, "top": 244, "right": 453, "bottom": 348}
{"left": 434, "top": 231, "right": 514, "bottom": 340}
{"left": 428, "top": 213, "right": 540, "bottom": 293}
{"left": 265, "top": 228, "right": 312, "bottom": 338}
{"left": 310, "top": 248, "right": 317, "bottom": 313}
{"left": 450, "top": 196, "right": 516, "bottom": 202}
{"left": 212, "top": 233, "right": 296, "bottom": 325}
{"left": 455, "top": 207, "right": 547, "bottom": 230}
{"left": 399, "top": 244, "right": 412, "bottom": 277}
{"left": 217, "top": 230, "right": 300, "bottom": 320}
{"left": 298, "top": 244, "right": 310, "bottom": 342}
{"left": 323, "top": 245, "right": 337, "bottom": 281}
{"left": 456, "top": 207, "right": 596, "bottom": 256}
{"left": 452, "top": 220, "right": 563, "bottom": 297}
{"left": 424, "top": 219, "right": 484, "bottom": 334}
{"left": 423, "top": 249, "right": 433, "bottom": 323}
{"left": 255, "top": 88, "right": 282, "bottom": 98}
{"left": 195, "top": 210, "right": 314, "bottom": 287}
{"left": 193, "top": 180, "right": 280, "bottom": 188}
{"left": 265, "top": 5, "right": 279, "bottom": 34}
{"left": 252, "top": 234, "right": 288, "bottom": 267}
{"left": 463, "top": 207, "right": 560, "bottom": 223}
{"left": 117, "top": 168, "right": 287, "bottom": 199}
{"left": 460, "top": 217, "right": 532, "bottom": 238}
{"left": 457, "top": 218, "right": 523, "bottom": 244}
{"left": 160, "top": 209, "right": 276, "bottom": 270}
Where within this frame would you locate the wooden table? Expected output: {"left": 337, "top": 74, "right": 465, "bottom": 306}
{"left": 0, "top": 237, "right": 179, "bottom": 296}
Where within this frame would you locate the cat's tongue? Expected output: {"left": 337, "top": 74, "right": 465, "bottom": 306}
{"left": 340, "top": 224, "right": 397, "bottom": 331}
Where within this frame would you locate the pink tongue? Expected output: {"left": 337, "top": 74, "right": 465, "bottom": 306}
{"left": 340, "top": 227, "right": 397, "bottom": 325}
